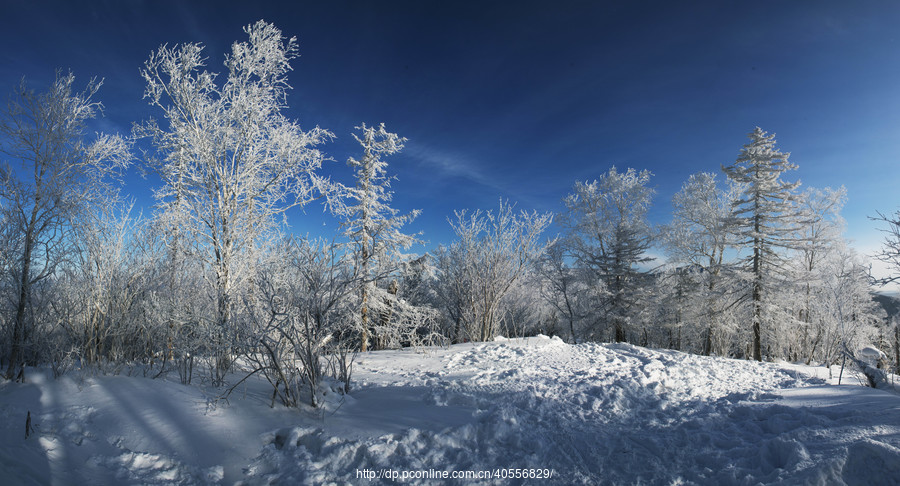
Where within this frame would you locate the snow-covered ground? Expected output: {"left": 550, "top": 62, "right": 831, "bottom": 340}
{"left": 1, "top": 336, "right": 899, "bottom": 485}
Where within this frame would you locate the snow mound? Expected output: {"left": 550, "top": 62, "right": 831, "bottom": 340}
{"left": 842, "top": 439, "right": 900, "bottom": 485}
{"left": 248, "top": 338, "right": 900, "bottom": 485}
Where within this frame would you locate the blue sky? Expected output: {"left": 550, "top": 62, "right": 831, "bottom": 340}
{"left": 3, "top": 1, "right": 900, "bottom": 270}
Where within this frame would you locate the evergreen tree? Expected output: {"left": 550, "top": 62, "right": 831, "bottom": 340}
{"left": 722, "top": 127, "right": 805, "bottom": 361}
{"left": 341, "top": 123, "right": 421, "bottom": 351}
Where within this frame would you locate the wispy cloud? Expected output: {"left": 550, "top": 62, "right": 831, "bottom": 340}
{"left": 403, "top": 141, "right": 506, "bottom": 194}
{"left": 402, "top": 140, "right": 570, "bottom": 214}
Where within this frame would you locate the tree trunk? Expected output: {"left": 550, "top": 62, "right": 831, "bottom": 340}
{"left": 752, "top": 210, "right": 763, "bottom": 362}
{"left": 214, "top": 250, "right": 232, "bottom": 386}
{"left": 7, "top": 276, "right": 30, "bottom": 381}
{"left": 359, "top": 214, "right": 371, "bottom": 351}
{"left": 703, "top": 325, "right": 713, "bottom": 356}
{"left": 359, "top": 282, "right": 369, "bottom": 353}
{"left": 6, "top": 226, "right": 34, "bottom": 381}
{"left": 614, "top": 320, "right": 625, "bottom": 343}
{"left": 894, "top": 324, "right": 899, "bottom": 374}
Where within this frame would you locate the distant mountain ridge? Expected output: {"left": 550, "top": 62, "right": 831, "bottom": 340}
{"left": 873, "top": 292, "right": 900, "bottom": 320}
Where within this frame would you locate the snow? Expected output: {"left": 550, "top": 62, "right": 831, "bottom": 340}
{"left": 2, "top": 336, "right": 899, "bottom": 485}
{"left": 860, "top": 345, "right": 888, "bottom": 362}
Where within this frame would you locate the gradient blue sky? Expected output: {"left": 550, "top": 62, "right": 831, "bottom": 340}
{"left": 3, "top": 1, "right": 900, "bottom": 270}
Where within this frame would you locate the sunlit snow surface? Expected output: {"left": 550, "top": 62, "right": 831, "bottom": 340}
{"left": 1, "top": 336, "right": 899, "bottom": 485}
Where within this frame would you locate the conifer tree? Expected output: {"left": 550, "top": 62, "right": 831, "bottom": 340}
{"left": 341, "top": 123, "right": 420, "bottom": 351}
{"left": 722, "top": 127, "right": 805, "bottom": 361}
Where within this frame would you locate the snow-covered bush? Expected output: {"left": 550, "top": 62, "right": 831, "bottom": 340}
{"left": 435, "top": 201, "right": 553, "bottom": 343}
{"left": 245, "top": 237, "right": 356, "bottom": 408}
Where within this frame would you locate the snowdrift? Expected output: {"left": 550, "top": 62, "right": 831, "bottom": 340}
{"left": 2, "top": 336, "right": 899, "bottom": 484}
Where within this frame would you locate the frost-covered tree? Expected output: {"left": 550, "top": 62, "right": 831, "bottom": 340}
{"left": 141, "top": 203, "right": 205, "bottom": 383}
{"left": 871, "top": 209, "right": 900, "bottom": 287}
{"left": 559, "top": 167, "right": 654, "bottom": 343}
{"left": 395, "top": 254, "right": 439, "bottom": 312}
{"left": 435, "top": 236, "right": 474, "bottom": 342}
{"left": 137, "top": 21, "right": 338, "bottom": 384}
{"left": 537, "top": 241, "right": 593, "bottom": 343}
{"left": 662, "top": 172, "right": 741, "bottom": 355}
{"left": 814, "top": 244, "right": 884, "bottom": 368}
{"left": 0, "top": 72, "right": 130, "bottom": 380}
{"left": 340, "top": 123, "right": 421, "bottom": 351}
{"left": 64, "top": 204, "right": 152, "bottom": 366}
{"left": 871, "top": 208, "right": 900, "bottom": 374}
{"left": 723, "top": 128, "right": 806, "bottom": 361}
{"left": 436, "top": 201, "right": 553, "bottom": 343}
{"left": 789, "top": 187, "right": 846, "bottom": 362}
{"left": 499, "top": 270, "right": 555, "bottom": 338}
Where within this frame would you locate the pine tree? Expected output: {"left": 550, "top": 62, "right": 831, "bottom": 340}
{"left": 341, "top": 123, "right": 421, "bottom": 351}
{"left": 722, "top": 127, "right": 805, "bottom": 361}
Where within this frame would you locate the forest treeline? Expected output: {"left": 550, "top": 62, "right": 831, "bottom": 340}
{"left": 2, "top": 21, "right": 898, "bottom": 406}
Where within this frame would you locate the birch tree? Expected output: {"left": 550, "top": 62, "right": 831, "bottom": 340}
{"left": 662, "top": 172, "right": 740, "bottom": 355}
{"left": 790, "top": 187, "right": 846, "bottom": 362}
{"left": 0, "top": 72, "right": 130, "bottom": 380}
{"left": 137, "top": 21, "right": 339, "bottom": 384}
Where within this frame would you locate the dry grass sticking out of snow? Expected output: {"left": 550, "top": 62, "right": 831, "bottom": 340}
{"left": 2, "top": 336, "right": 900, "bottom": 485}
